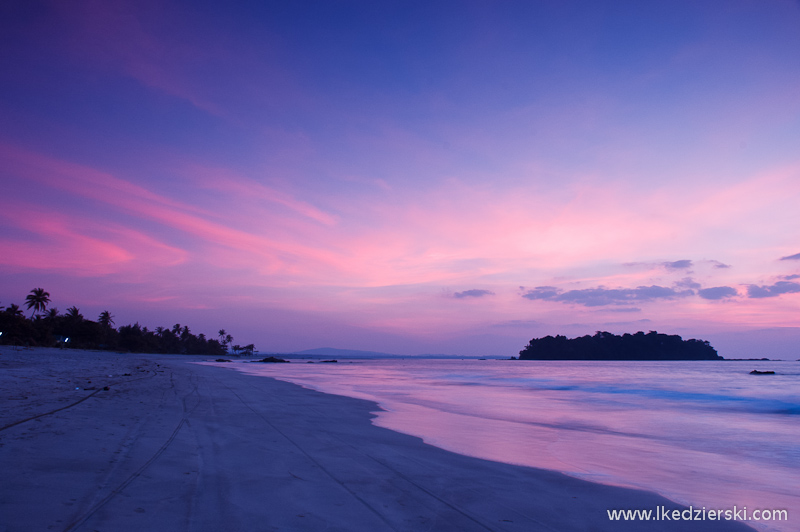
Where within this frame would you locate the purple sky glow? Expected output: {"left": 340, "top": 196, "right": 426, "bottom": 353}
{"left": 2, "top": 1, "right": 800, "bottom": 357}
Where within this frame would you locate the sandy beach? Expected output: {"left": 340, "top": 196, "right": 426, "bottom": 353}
{"left": 1, "top": 347, "right": 755, "bottom": 531}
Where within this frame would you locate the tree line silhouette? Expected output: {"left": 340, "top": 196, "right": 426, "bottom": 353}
{"left": 518, "top": 330, "right": 722, "bottom": 360}
{"left": 1, "top": 288, "right": 255, "bottom": 356}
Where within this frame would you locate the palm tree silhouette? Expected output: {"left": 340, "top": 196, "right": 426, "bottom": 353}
{"left": 65, "top": 306, "right": 83, "bottom": 321}
{"left": 98, "top": 311, "right": 114, "bottom": 328}
{"left": 25, "top": 288, "right": 51, "bottom": 318}
{"left": 218, "top": 329, "right": 227, "bottom": 343}
{"left": 6, "top": 303, "right": 23, "bottom": 317}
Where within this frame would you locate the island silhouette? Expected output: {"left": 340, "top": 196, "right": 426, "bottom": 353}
{"left": 518, "top": 331, "right": 722, "bottom": 360}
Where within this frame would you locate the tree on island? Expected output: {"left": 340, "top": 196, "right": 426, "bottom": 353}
{"left": 25, "top": 288, "right": 51, "bottom": 318}
{"left": 518, "top": 331, "right": 722, "bottom": 361}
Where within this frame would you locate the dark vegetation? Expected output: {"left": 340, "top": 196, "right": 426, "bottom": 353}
{"left": 518, "top": 331, "right": 722, "bottom": 361}
{"left": 1, "top": 288, "right": 255, "bottom": 356}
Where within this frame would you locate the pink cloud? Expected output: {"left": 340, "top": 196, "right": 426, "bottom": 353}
{"left": 0, "top": 202, "right": 188, "bottom": 275}
{"left": 0, "top": 143, "right": 349, "bottom": 280}
{"left": 304, "top": 160, "right": 800, "bottom": 303}
{"left": 3, "top": 140, "right": 798, "bottom": 336}
{"left": 0, "top": 238, "right": 129, "bottom": 275}
{"left": 322, "top": 179, "right": 676, "bottom": 287}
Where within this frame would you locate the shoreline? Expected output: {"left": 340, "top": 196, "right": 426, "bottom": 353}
{"left": 1, "top": 347, "right": 756, "bottom": 531}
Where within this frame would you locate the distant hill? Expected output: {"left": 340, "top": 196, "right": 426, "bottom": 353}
{"left": 290, "top": 348, "right": 485, "bottom": 359}
{"left": 518, "top": 331, "right": 722, "bottom": 361}
{"left": 292, "top": 347, "right": 403, "bottom": 358}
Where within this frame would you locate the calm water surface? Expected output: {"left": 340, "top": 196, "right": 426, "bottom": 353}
{"left": 229, "top": 359, "right": 799, "bottom": 532}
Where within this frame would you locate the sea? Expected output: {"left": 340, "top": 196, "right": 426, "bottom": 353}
{"left": 231, "top": 358, "right": 799, "bottom": 532}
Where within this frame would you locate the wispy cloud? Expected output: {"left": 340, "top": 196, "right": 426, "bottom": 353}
{"left": 710, "top": 260, "right": 731, "bottom": 269}
{"left": 187, "top": 165, "right": 338, "bottom": 226}
{"left": 676, "top": 277, "right": 701, "bottom": 290}
{"left": 663, "top": 259, "right": 693, "bottom": 270}
{"left": 698, "top": 286, "right": 738, "bottom": 300}
{"left": 747, "top": 281, "right": 800, "bottom": 298}
{"left": 52, "top": 0, "right": 228, "bottom": 116}
{"left": 453, "top": 289, "right": 495, "bottom": 299}
{"left": 0, "top": 201, "right": 186, "bottom": 275}
{"left": 521, "top": 285, "right": 694, "bottom": 307}
{"left": 779, "top": 252, "right": 800, "bottom": 261}
{"left": 0, "top": 143, "right": 346, "bottom": 277}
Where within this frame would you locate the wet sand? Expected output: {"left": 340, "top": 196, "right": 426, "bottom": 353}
{"left": 0, "top": 347, "right": 754, "bottom": 531}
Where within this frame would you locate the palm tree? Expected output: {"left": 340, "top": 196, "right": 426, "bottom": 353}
{"left": 44, "top": 308, "right": 59, "bottom": 321}
{"left": 172, "top": 323, "right": 181, "bottom": 335}
{"left": 218, "top": 329, "right": 227, "bottom": 343}
{"left": 155, "top": 326, "right": 165, "bottom": 337}
{"left": 65, "top": 306, "right": 83, "bottom": 321}
{"left": 25, "top": 288, "right": 51, "bottom": 318}
{"left": 98, "top": 311, "right": 114, "bottom": 328}
{"left": 5, "top": 303, "right": 23, "bottom": 317}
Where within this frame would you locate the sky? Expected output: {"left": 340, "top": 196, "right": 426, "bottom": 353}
{"left": 2, "top": 0, "right": 800, "bottom": 358}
